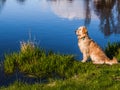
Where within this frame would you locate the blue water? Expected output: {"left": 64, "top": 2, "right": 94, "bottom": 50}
{"left": 0, "top": 0, "right": 120, "bottom": 60}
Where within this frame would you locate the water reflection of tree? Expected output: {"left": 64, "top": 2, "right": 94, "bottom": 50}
{"left": 0, "top": 0, "right": 6, "bottom": 12}
{"left": 93, "top": 0, "right": 120, "bottom": 36}
{"left": 84, "top": 0, "right": 91, "bottom": 26}
{"left": 16, "top": 0, "right": 27, "bottom": 4}
{"left": 47, "top": 0, "right": 74, "bottom": 2}
{"left": 115, "top": 0, "right": 120, "bottom": 34}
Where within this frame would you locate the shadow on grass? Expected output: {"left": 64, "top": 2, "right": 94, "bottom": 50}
{"left": 0, "top": 63, "right": 45, "bottom": 87}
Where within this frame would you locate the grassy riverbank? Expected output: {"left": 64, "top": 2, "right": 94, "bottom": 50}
{"left": 1, "top": 41, "right": 120, "bottom": 90}
{"left": 1, "top": 63, "right": 120, "bottom": 90}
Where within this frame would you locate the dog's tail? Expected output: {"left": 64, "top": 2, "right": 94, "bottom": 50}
{"left": 105, "top": 57, "right": 118, "bottom": 65}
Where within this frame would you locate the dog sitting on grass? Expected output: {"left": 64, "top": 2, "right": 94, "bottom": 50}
{"left": 75, "top": 26, "right": 118, "bottom": 65}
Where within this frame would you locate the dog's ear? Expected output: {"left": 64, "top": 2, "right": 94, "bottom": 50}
{"left": 82, "top": 27, "right": 88, "bottom": 34}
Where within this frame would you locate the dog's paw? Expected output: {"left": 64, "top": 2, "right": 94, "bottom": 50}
{"left": 81, "top": 60, "right": 86, "bottom": 63}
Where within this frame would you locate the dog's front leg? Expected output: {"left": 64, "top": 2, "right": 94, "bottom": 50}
{"left": 81, "top": 51, "right": 89, "bottom": 63}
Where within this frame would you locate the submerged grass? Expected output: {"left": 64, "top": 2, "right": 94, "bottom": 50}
{"left": 2, "top": 41, "right": 120, "bottom": 90}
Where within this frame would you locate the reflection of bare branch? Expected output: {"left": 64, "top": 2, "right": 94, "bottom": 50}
{"left": 16, "top": 0, "right": 27, "bottom": 4}
{"left": 0, "top": 0, "right": 6, "bottom": 13}
{"left": 93, "top": 0, "right": 120, "bottom": 36}
{"left": 84, "top": 0, "right": 91, "bottom": 26}
{"left": 117, "top": 0, "right": 120, "bottom": 21}
{"left": 115, "top": 0, "right": 120, "bottom": 34}
{"left": 47, "top": 0, "right": 74, "bottom": 3}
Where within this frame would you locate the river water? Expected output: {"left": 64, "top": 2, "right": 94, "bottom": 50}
{"left": 0, "top": 0, "right": 120, "bottom": 60}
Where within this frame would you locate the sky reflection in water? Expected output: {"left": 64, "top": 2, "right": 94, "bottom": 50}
{"left": 0, "top": 0, "right": 120, "bottom": 60}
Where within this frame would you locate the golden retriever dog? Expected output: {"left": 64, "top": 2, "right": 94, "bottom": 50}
{"left": 75, "top": 26, "right": 118, "bottom": 65}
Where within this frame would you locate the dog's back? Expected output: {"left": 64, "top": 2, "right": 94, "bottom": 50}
{"left": 89, "top": 39, "right": 118, "bottom": 65}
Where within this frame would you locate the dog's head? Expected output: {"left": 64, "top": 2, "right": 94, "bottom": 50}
{"left": 75, "top": 26, "right": 88, "bottom": 39}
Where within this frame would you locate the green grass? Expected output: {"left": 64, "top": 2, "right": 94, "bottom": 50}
{"left": 1, "top": 41, "right": 120, "bottom": 90}
{"left": 4, "top": 41, "right": 76, "bottom": 79}
{"left": 105, "top": 42, "right": 120, "bottom": 61}
{"left": 1, "top": 64, "right": 120, "bottom": 90}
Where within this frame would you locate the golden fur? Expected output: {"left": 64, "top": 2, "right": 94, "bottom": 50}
{"left": 75, "top": 26, "right": 118, "bottom": 65}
